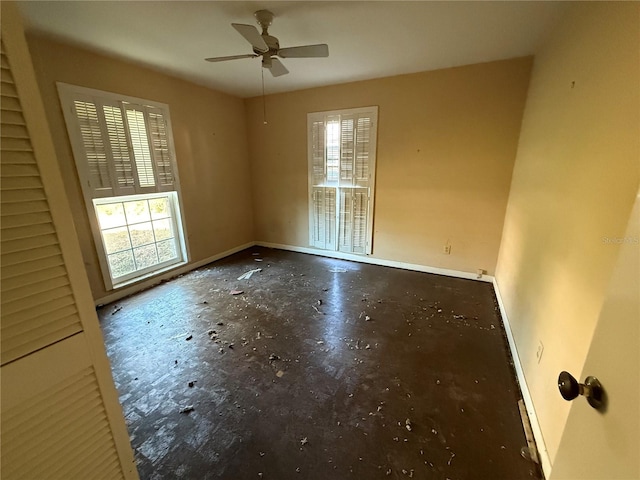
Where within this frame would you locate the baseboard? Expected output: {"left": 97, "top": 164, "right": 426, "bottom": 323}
{"left": 493, "top": 278, "right": 551, "bottom": 478}
{"left": 94, "top": 241, "right": 256, "bottom": 306}
{"left": 257, "top": 241, "right": 495, "bottom": 283}
{"left": 96, "top": 241, "right": 495, "bottom": 305}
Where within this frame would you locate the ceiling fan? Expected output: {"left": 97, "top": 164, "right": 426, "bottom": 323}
{"left": 205, "top": 9, "right": 329, "bottom": 77}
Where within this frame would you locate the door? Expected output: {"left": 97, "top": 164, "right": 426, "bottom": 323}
{"left": 550, "top": 190, "right": 639, "bottom": 479}
{"left": 1, "top": 3, "right": 138, "bottom": 478}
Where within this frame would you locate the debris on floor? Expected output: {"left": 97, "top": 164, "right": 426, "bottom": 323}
{"left": 185, "top": 334, "right": 193, "bottom": 341}
{"left": 230, "top": 290, "right": 244, "bottom": 295}
{"left": 238, "top": 268, "right": 263, "bottom": 280}
{"left": 98, "top": 248, "right": 543, "bottom": 480}
{"left": 111, "top": 305, "right": 122, "bottom": 315}
{"left": 255, "top": 258, "right": 263, "bottom": 262}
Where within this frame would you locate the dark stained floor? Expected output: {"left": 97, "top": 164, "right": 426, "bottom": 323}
{"left": 99, "top": 247, "right": 542, "bottom": 480}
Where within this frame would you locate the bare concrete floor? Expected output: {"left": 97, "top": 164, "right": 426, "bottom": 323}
{"left": 99, "top": 248, "right": 542, "bottom": 480}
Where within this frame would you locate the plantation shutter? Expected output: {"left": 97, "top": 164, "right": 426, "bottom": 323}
{"left": 102, "top": 100, "right": 136, "bottom": 195}
{"left": 338, "top": 188, "right": 369, "bottom": 254}
{"left": 147, "top": 107, "right": 175, "bottom": 190}
{"left": 123, "top": 104, "right": 156, "bottom": 190}
{"left": 354, "top": 114, "right": 372, "bottom": 187}
{"left": 310, "top": 187, "right": 337, "bottom": 250}
{"left": 338, "top": 112, "right": 373, "bottom": 254}
{"left": 311, "top": 119, "right": 325, "bottom": 185}
{"left": 1, "top": 4, "right": 138, "bottom": 478}
{"left": 339, "top": 115, "right": 355, "bottom": 185}
{"left": 72, "top": 97, "right": 115, "bottom": 197}
{"left": 309, "top": 117, "right": 330, "bottom": 249}
{"left": 308, "top": 107, "right": 377, "bottom": 254}
{"left": 59, "top": 85, "right": 177, "bottom": 198}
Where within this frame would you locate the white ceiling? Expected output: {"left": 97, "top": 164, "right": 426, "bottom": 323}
{"left": 18, "top": 1, "right": 566, "bottom": 99}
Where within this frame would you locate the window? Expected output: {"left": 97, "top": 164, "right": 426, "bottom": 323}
{"left": 308, "top": 107, "right": 378, "bottom": 254}
{"left": 58, "top": 84, "right": 187, "bottom": 288}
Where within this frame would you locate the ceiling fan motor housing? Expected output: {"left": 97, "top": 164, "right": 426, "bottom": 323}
{"left": 253, "top": 35, "right": 280, "bottom": 56}
{"left": 253, "top": 10, "right": 279, "bottom": 61}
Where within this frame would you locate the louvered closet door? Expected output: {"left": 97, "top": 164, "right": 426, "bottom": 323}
{"left": 1, "top": 47, "right": 83, "bottom": 364}
{"left": 2, "top": 336, "right": 125, "bottom": 479}
{"left": 1, "top": 3, "right": 138, "bottom": 479}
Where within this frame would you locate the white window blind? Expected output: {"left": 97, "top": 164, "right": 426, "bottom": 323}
{"left": 308, "top": 106, "right": 378, "bottom": 255}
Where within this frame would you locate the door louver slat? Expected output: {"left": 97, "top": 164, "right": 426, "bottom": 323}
{"left": 1, "top": 265, "right": 68, "bottom": 292}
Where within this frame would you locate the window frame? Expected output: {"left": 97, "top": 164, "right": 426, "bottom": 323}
{"left": 307, "top": 106, "right": 378, "bottom": 255}
{"left": 92, "top": 191, "right": 187, "bottom": 286}
{"left": 57, "top": 83, "right": 189, "bottom": 290}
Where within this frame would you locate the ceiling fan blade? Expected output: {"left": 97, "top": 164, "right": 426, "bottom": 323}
{"left": 277, "top": 44, "right": 329, "bottom": 58}
{"left": 269, "top": 58, "right": 289, "bottom": 77}
{"left": 232, "top": 23, "right": 268, "bottom": 52}
{"left": 205, "top": 54, "right": 258, "bottom": 63}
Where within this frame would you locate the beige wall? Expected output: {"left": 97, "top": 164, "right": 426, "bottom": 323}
{"left": 245, "top": 58, "right": 532, "bottom": 275}
{"left": 495, "top": 2, "right": 639, "bottom": 466}
{"left": 26, "top": 35, "right": 254, "bottom": 300}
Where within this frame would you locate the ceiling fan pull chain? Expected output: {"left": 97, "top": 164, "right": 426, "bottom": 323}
{"left": 261, "top": 67, "right": 268, "bottom": 125}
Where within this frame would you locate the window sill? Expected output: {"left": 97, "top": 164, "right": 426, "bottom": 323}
{"left": 111, "top": 259, "right": 188, "bottom": 290}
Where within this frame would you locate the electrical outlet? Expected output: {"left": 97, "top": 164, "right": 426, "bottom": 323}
{"left": 443, "top": 245, "right": 451, "bottom": 255}
{"left": 536, "top": 341, "right": 544, "bottom": 363}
